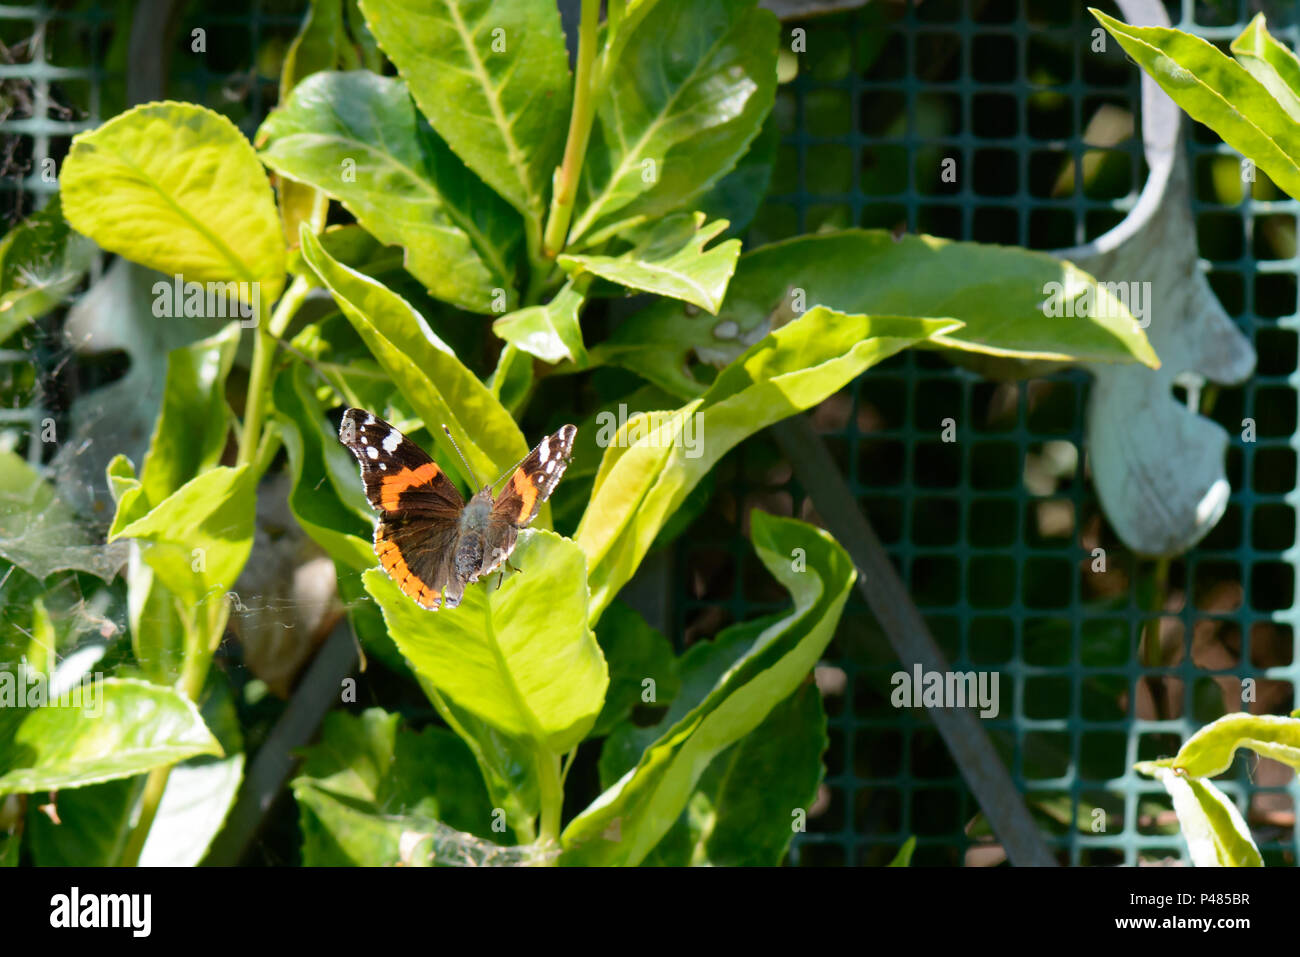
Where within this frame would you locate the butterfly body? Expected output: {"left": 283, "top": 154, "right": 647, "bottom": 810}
{"left": 338, "top": 408, "right": 576, "bottom": 610}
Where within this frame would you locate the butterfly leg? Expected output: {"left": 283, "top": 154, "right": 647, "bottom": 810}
{"left": 506, "top": 558, "right": 523, "bottom": 574}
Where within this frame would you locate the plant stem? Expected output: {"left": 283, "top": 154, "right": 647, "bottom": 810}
{"left": 536, "top": 750, "right": 564, "bottom": 862}
{"left": 123, "top": 275, "right": 311, "bottom": 865}
{"left": 118, "top": 766, "right": 168, "bottom": 866}
{"left": 237, "top": 274, "right": 311, "bottom": 469}
{"left": 542, "top": 0, "right": 602, "bottom": 258}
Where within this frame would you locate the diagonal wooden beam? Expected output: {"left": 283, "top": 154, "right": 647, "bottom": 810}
{"left": 771, "top": 416, "right": 1057, "bottom": 866}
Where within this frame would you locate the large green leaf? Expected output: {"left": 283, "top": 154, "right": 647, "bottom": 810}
{"left": 1093, "top": 9, "right": 1300, "bottom": 200}
{"left": 599, "top": 615, "right": 827, "bottom": 865}
{"left": 1135, "top": 712, "right": 1300, "bottom": 778}
{"left": 560, "top": 212, "right": 741, "bottom": 314}
{"left": 644, "top": 683, "right": 826, "bottom": 866}
{"left": 258, "top": 71, "right": 521, "bottom": 313}
{"left": 293, "top": 708, "right": 506, "bottom": 865}
{"left": 30, "top": 678, "right": 246, "bottom": 865}
{"left": 136, "top": 677, "right": 244, "bottom": 866}
{"left": 138, "top": 323, "right": 241, "bottom": 508}
{"left": 364, "top": 529, "right": 608, "bottom": 753}
{"left": 590, "top": 601, "right": 681, "bottom": 739}
{"left": 0, "top": 195, "right": 94, "bottom": 344}
{"left": 1142, "top": 767, "right": 1262, "bottom": 867}
{"left": 366, "top": 527, "right": 608, "bottom": 748}
{"left": 596, "top": 230, "right": 1159, "bottom": 399}
{"left": 576, "top": 307, "right": 961, "bottom": 621}
{"left": 299, "top": 228, "right": 527, "bottom": 488}
{"left": 26, "top": 778, "right": 136, "bottom": 866}
{"left": 109, "top": 465, "right": 257, "bottom": 611}
{"left": 569, "top": 0, "right": 778, "bottom": 248}
{"left": 561, "top": 512, "right": 852, "bottom": 865}
{"left": 359, "top": 0, "right": 572, "bottom": 229}
{"left": 61, "top": 102, "right": 285, "bottom": 305}
{"left": 272, "top": 361, "right": 375, "bottom": 572}
{"left": 0, "top": 678, "right": 222, "bottom": 796}
{"left": 492, "top": 279, "right": 588, "bottom": 365}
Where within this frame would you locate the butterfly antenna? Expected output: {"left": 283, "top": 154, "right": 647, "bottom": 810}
{"left": 489, "top": 449, "right": 534, "bottom": 493}
{"left": 441, "top": 424, "right": 484, "bottom": 490}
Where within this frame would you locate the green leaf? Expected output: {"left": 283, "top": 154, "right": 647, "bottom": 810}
{"left": 293, "top": 708, "right": 505, "bottom": 864}
{"left": 1230, "top": 14, "right": 1300, "bottom": 123}
{"left": 487, "top": 342, "right": 534, "bottom": 418}
{"left": 137, "top": 322, "right": 241, "bottom": 507}
{"left": 366, "top": 530, "right": 608, "bottom": 754}
{"left": 363, "top": 529, "right": 608, "bottom": 754}
{"left": 590, "top": 601, "right": 680, "bottom": 738}
{"left": 1143, "top": 767, "right": 1262, "bottom": 867}
{"left": 110, "top": 465, "right": 257, "bottom": 609}
{"left": 0, "top": 450, "right": 126, "bottom": 581}
{"left": 696, "top": 112, "right": 779, "bottom": 239}
{"left": 1135, "top": 712, "right": 1300, "bottom": 779}
{"left": 597, "top": 230, "right": 1159, "bottom": 399}
{"left": 569, "top": 0, "right": 778, "bottom": 248}
{"left": 604, "top": 636, "right": 827, "bottom": 867}
{"left": 137, "top": 677, "right": 244, "bottom": 866}
{"left": 0, "top": 195, "right": 94, "bottom": 344}
{"left": 412, "top": 672, "right": 541, "bottom": 835}
{"left": 888, "top": 836, "right": 917, "bottom": 867}
{"left": 1092, "top": 9, "right": 1300, "bottom": 200}
{"left": 276, "top": 0, "right": 346, "bottom": 244}
{"left": 598, "top": 615, "right": 772, "bottom": 783}
{"left": 645, "top": 682, "right": 826, "bottom": 866}
{"left": 492, "top": 279, "right": 588, "bottom": 365}
{"left": 281, "top": 0, "right": 345, "bottom": 94}
{"left": 560, "top": 212, "right": 741, "bottom": 314}
{"left": 299, "top": 228, "right": 528, "bottom": 488}
{"left": 272, "top": 361, "right": 375, "bottom": 572}
{"left": 359, "top": 0, "right": 572, "bottom": 228}
{"left": 577, "top": 307, "right": 961, "bottom": 621}
{"left": 61, "top": 102, "right": 285, "bottom": 305}
{"left": 0, "top": 677, "right": 222, "bottom": 796}
{"left": 561, "top": 512, "right": 853, "bottom": 865}
{"left": 258, "top": 71, "right": 522, "bottom": 313}
{"left": 27, "top": 779, "right": 136, "bottom": 866}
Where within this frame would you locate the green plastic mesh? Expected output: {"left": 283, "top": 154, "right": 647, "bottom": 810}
{"left": 1, "top": 0, "right": 1296, "bottom": 867}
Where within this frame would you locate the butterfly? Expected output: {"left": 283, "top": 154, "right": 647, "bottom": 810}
{"left": 338, "top": 408, "right": 577, "bottom": 610}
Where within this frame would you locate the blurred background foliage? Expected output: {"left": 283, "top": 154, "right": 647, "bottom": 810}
{"left": 0, "top": 0, "right": 1296, "bottom": 865}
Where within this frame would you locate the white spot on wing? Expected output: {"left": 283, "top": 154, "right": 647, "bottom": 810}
{"left": 382, "top": 430, "right": 401, "bottom": 453}
{"left": 366, "top": 446, "right": 379, "bottom": 460}
{"left": 537, "top": 438, "right": 549, "bottom": 464}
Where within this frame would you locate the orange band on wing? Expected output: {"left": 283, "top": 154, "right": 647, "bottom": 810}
{"left": 509, "top": 471, "right": 540, "bottom": 523}
{"left": 380, "top": 462, "right": 442, "bottom": 512}
{"left": 376, "top": 535, "right": 440, "bottom": 608}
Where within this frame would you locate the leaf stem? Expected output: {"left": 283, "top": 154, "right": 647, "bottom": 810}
{"left": 118, "top": 766, "right": 169, "bottom": 866}
{"left": 237, "top": 274, "right": 311, "bottom": 469}
{"left": 536, "top": 749, "right": 564, "bottom": 862}
{"left": 542, "top": 0, "right": 602, "bottom": 258}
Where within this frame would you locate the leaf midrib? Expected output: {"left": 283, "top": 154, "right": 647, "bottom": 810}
{"left": 441, "top": 0, "right": 540, "bottom": 221}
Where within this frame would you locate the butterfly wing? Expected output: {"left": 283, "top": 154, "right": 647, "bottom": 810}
{"left": 480, "top": 424, "right": 577, "bottom": 578}
{"left": 339, "top": 408, "right": 466, "bottom": 609}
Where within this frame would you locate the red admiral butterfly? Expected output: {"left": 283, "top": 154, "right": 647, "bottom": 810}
{"left": 339, "top": 408, "right": 577, "bottom": 610}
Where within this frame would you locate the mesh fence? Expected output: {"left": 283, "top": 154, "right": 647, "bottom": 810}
{"left": 2, "top": 0, "right": 1297, "bottom": 866}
